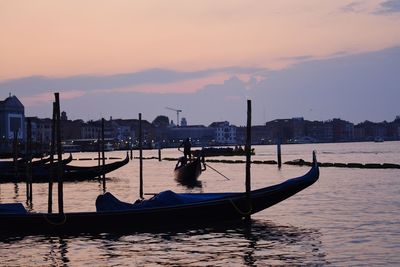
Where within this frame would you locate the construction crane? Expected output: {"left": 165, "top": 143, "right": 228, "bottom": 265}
{"left": 165, "top": 107, "right": 182, "bottom": 126}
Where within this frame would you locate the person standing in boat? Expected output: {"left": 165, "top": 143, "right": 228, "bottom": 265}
{"left": 179, "top": 138, "right": 192, "bottom": 160}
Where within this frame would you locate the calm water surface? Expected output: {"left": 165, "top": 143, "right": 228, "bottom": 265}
{"left": 0, "top": 142, "right": 399, "bottom": 266}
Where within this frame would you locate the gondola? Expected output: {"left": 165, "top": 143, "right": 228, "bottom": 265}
{"left": 0, "top": 152, "right": 319, "bottom": 235}
{"left": 0, "top": 154, "right": 128, "bottom": 183}
{"left": 0, "top": 154, "right": 73, "bottom": 182}
{"left": 62, "top": 154, "right": 130, "bottom": 181}
{"left": 0, "top": 153, "right": 72, "bottom": 171}
{"left": 174, "top": 156, "right": 205, "bottom": 186}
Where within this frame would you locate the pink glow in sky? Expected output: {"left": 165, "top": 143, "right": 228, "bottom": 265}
{"left": 20, "top": 90, "right": 86, "bottom": 107}
{"left": 1, "top": 0, "right": 400, "bottom": 83}
{"left": 93, "top": 73, "right": 231, "bottom": 94}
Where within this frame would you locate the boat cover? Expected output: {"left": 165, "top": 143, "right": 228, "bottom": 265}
{"left": 96, "top": 190, "right": 236, "bottom": 212}
{"left": 0, "top": 203, "right": 27, "bottom": 214}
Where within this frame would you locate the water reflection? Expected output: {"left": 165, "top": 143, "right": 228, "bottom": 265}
{"left": 91, "top": 219, "right": 327, "bottom": 266}
{"left": 13, "top": 182, "right": 19, "bottom": 200}
{"left": 0, "top": 220, "right": 327, "bottom": 266}
{"left": 42, "top": 236, "right": 70, "bottom": 266}
{"left": 0, "top": 220, "right": 326, "bottom": 266}
{"left": 176, "top": 179, "right": 203, "bottom": 189}
{"left": 0, "top": 235, "right": 71, "bottom": 266}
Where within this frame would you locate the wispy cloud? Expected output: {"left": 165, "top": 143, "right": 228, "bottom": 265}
{"left": 374, "top": 0, "right": 400, "bottom": 14}
{"left": 1, "top": 67, "right": 268, "bottom": 107}
{"left": 279, "top": 55, "right": 314, "bottom": 62}
{"left": 93, "top": 73, "right": 231, "bottom": 94}
{"left": 340, "top": 1, "right": 400, "bottom": 15}
{"left": 20, "top": 90, "right": 86, "bottom": 106}
{"left": 15, "top": 46, "right": 400, "bottom": 126}
{"left": 340, "top": 1, "right": 367, "bottom": 13}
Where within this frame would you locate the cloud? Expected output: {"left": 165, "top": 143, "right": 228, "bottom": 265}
{"left": 281, "top": 55, "right": 314, "bottom": 61}
{"left": 0, "top": 66, "right": 267, "bottom": 97}
{"left": 251, "top": 46, "right": 400, "bottom": 124}
{"left": 20, "top": 90, "right": 86, "bottom": 106}
{"left": 374, "top": 0, "right": 400, "bottom": 14}
{"left": 340, "top": 1, "right": 367, "bottom": 13}
{"left": 340, "top": 1, "right": 400, "bottom": 15}
{"left": 340, "top": 2, "right": 361, "bottom": 12}
{"left": 3, "top": 47, "right": 400, "bottom": 126}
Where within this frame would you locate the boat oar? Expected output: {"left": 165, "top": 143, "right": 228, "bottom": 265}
{"left": 204, "top": 163, "right": 230, "bottom": 180}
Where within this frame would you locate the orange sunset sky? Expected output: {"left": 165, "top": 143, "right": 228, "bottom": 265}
{"left": 1, "top": 1, "right": 400, "bottom": 124}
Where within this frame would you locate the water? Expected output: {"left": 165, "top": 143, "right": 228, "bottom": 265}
{"left": 0, "top": 142, "right": 399, "bottom": 266}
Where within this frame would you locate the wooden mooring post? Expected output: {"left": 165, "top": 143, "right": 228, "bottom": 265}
{"left": 130, "top": 137, "right": 133, "bottom": 160}
{"left": 245, "top": 99, "right": 252, "bottom": 221}
{"left": 97, "top": 131, "right": 101, "bottom": 180}
{"left": 48, "top": 102, "right": 56, "bottom": 213}
{"left": 13, "top": 130, "right": 18, "bottom": 181}
{"left": 139, "top": 113, "right": 144, "bottom": 199}
{"left": 26, "top": 118, "right": 33, "bottom": 203}
{"left": 277, "top": 140, "right": 282, "bottom": 168}
{"left": 101, "top": 118, "right": 106, "bottom": 192}
{"left": 54, "top": 93, "right": 64, "bottom": 214}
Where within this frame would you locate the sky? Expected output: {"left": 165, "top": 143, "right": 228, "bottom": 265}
{"left": 1, "top": 0, "right": 400, "bottom": 126}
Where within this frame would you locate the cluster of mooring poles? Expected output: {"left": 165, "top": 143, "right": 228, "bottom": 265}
{"left": 46, "top": 92, "right": 64, "bottom": 214}
{"left": 27, "top": 95, "right": 257, "bottom": 221}
{"left": 45, "top": 93, "right": 109, "bottom": 214}
{"left": 95, "top": 118, "right": 106, "bottom": 191}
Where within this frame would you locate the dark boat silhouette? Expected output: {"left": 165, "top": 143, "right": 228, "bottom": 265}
{"left": 0, "top": 154, "right": 128, "bottom": 183}
{"left": 174, "top": 156, "right": 205, "bottom": 186}
{"left": 0, "top": 152, "right": 319, "bottom": 235}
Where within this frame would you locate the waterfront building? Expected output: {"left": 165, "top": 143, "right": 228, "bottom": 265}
{"left": 28, "top": 117, "right": 52, "bottom": 144}
{"left": 0, "top": 95, "right": 25, "bottom": 141}
{"left": 249, "top": 125, "right": 273, "bottom": 145}
{"left": 209, "top": 121, "right": 237, "bottom": 145}
{"left": 180, "top": 117, "right": 187, "bottom": 127}
{"left": 167, "top": 125, "right": 214, "bottom": 146}
{"left": 330, "top": 118, "right": 354, "bottom": 142}
{"left": 81, "top": 121, "right": 101, "bottom": 139}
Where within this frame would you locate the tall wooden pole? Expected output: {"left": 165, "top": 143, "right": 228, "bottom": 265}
{"left": 139, "top": 113, "right": 144, "bottom": 199}
{"left": 101, "top": 118, "right": 106, "bottom": 191}
{"left": 40, "top": 137, "right": 43, "bottom": 160}
{"left": 24, "top": 127, "right": 29, "bottom": 201}
{"left": 48, "top": 102, "right": 56, "bottom": 213}
{"left": 97, "top": 131, "right": 101, "bottom": 180}
{"left": 26, "top": 118, "right": 33, "bottom": 202}
{"left": 245, "top": 100, "right": 252, "bottom": 221}
{"left": 55, "top": 93, "right": 64, "bottom": 214}
{"left": 130, "top": 137, "right": 133, "bottom": 160}
{"left": 277, "top": 140, "right": 282, "bottom": 168}
{"left": 13, "top": 130, "right": 18, "bottom": 181}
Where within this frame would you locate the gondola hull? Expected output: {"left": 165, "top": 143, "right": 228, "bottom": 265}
{"left": 0, "top": 154, "right": 129, "bottom": 183}
{"left": 174, "top": 157, "right": 202, "bottom": 185}
{"left": 0, "top": 153, "right": 72, "bottom": 172}
{"left": 0, "top": 153, "right": 319, "bottom": 235}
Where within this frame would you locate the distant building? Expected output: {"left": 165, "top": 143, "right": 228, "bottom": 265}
{"left": 210, "top": 121, "right": 237, "bottom": 145}
{"left": 81, "top": 121, "right": 101, "bottom": 139}
{"left": 28, "top": 117, "right": 52, "bottom": 144}
{"left": 249, "top": 125, "right": 273, "bottom": 145}
{"left": 0, "top": 95, "right": 25, "bottom": 140}
{"left": 330, "top": 118, "right": 354, "bottom": 142}
{"left": 167, "top": 125, "right": 214, "bottom": 146}
{"left": 180, "top": 117, "right": 187, "bottom": 127}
